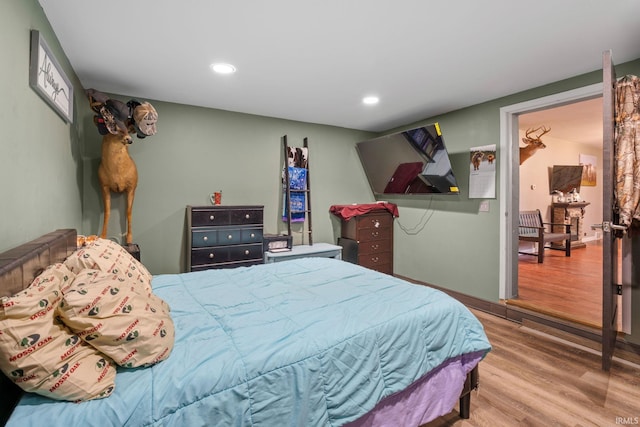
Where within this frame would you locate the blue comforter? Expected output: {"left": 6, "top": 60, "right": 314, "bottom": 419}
{"left": 7, "top": 258, "right": 491, "bottom": 426}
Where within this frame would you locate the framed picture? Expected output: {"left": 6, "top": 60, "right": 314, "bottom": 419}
{"left": 29, "top": 30, "right": 74, "bottom": 123}
{"left": 579, "top": 153, "right": 597, "bottom": 186}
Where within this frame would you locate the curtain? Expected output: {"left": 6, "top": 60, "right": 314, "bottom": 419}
{"left": 615, "top": 75, "right": 640, "bottom": 232}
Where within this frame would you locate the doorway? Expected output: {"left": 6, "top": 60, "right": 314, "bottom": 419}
{"left": 498, "top": 83, "right": 603, "bottom": 310}
{"left": 509, "top": 98, "right": 604, "bottom": 327}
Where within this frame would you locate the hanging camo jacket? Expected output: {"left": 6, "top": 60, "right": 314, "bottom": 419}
{"left": 614, "top": 75, "right": 640, "bottom": 232}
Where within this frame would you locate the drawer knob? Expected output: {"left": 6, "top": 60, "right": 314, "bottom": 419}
{"left": 372, "top": 244, "right": 379, "bottom": 250}
{"left": 244, "top": 250, "right": 250, "bottom": 255}
{"left": 371, "top": 231, "right": 379, "bottom": 237}
{"left": 209, "top": 215, "right": 215, "bottom": 221}
{"left": 203, "top": 236, "right": 208, "bottom": 242}
{"left": 373, "top": 220, "right": 380, "bottom": 228}
{"left": 372, "top": 256, "right": 379, "bottom": 263}
{"left": 245, "top": 214, "right": 250, "bottom": 219}
{"left": 208, "top": 253, "right": 215, "bottom": 259}
{"left": 227, "top": 234, "right": 233, "bottom": 240}
{"left": 250, "top": 233, "right": 255, "bottom": 238}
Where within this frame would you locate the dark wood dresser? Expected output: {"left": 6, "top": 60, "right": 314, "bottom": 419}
{"left": 186, "top": 205, "right": 264, "bottom": 271}
{"left": 338, "top": 210, "right": 394, "bottom": 275}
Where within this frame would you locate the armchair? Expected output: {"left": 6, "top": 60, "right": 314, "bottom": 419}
{"left": 518, "top": 209, "right": 571, "bottom": 263}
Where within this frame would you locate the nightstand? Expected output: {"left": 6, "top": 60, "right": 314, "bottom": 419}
{"left": 264, "top": 243, "right": 342, "bottom": 263}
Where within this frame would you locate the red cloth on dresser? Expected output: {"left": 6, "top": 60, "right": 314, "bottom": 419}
{"left": 329, "top": 203, "right": 399, "bottom": 221}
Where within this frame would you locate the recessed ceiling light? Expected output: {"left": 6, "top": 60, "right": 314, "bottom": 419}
{"left": 211, "top": 63, "right": 237, "bottom": 74}
{"left": 362, "top": 96, "right": 379, "bottom": 105}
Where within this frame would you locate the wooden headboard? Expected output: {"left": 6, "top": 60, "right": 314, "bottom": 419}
{"left": 0, "top": 229, "right": 77, "bottom": 426}
{"left": 0, "top": 229, "right": 77, "bottom": 297}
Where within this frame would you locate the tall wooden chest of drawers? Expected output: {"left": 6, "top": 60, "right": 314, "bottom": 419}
{"left": 339, "top": 210, "right": 394, "bottom": 275}
{"left": 187, "top": 205, "right": 264, "bottom": 271}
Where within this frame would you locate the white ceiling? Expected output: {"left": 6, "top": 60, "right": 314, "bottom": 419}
{"left": 38, "top": 0, "right": 640, "bottom": 133}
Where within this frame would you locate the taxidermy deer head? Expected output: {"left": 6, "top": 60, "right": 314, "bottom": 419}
{"left": 519, "top": 126, "right": 550, "bottom": 165}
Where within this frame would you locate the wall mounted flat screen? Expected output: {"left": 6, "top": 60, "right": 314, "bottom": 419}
{"left": 549, "top": 165, "right": 584, "bottom": 194}
{"left": 356, "top": 123, "right": 460, "bottom": 195}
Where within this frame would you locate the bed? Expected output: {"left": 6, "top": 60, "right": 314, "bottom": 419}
{"left": 0, "top": 229, "right": 491, "bottom": 426}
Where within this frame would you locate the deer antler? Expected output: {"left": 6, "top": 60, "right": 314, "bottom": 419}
{"left": 524, "top": 126, "right": 551, "bottom": 141}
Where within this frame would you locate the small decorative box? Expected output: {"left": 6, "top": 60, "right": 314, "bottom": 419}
{"left": 263, "top": 234, "right": 292, "bottom": 253}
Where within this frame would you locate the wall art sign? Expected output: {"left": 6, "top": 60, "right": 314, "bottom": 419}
{"left": 29, "top": 30, "right": 74, "bottom": 123}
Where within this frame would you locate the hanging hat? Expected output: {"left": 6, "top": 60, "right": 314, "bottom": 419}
{"left": 86, "top": 89, "right": 130, "bottom": 136}
{"left": 86, "top": 88, "right": 110, "bottom": 114}
{"left": 132, "top": 102, "right": 158, "bottom": 138}
{"left": 102, "top": 99, "right": 130, "bottom": 135}
{"left": 93, "top": 115, "right": 109, "bottom": 135}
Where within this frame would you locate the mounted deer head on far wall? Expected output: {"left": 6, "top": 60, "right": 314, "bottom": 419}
{"left": 519, "top": 126, "right": 550, "bottom": 165}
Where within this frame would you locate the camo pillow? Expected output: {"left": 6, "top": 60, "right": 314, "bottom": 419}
{"left": 64, "top": 238, "right": 153, "bottom": 297}
{"left": 0, "top": 263, "right": 116, "bottom": 401}
{"left": 59, "top": 269, "right": 174, "bottom": 368}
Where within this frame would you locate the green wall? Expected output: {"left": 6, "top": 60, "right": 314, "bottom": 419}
{"left": 3, "top": 0, "right": 639, "bottom": 343}
{"left": 381, "top": 60, "right": 640, "bottom": 303}
{"left": 0, "top": 0, "right": 90, "bottom": 252}
{"left": 80, "top": 101, "right": 374, "bottom": 274}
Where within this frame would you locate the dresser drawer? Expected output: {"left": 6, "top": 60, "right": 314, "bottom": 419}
{"left": 216, "top": 228, "right": 241, "bottom": 245}
{"left": 230, "top": 209, "right": 263, "bottom": 225}
{"left": 342, "top": 212, "right": 392, "bottom": 241}
{"left": 228, "top": 243, "right": 263, "bottom": 262}
{"left": 359, "top": 259, "right": 392, "bottom": 275}
{"left": 191, "top": 259, "right": 263, "bottom": 271}
{"left": 358, "top": 251, "right": 391, "bottom": 265}
{"left": 190, "top": 207, "right": 263, "bottom": 228}
{"left": 192, "top": 227, "right": 262, "bottom": 248}
{"left": 191, "top": 246, "right": 230, "bottom": 266}
{"left": 354, "top": 213, "right": 393, "bottom": 231}
{"left": 355, "top": 226, "right": 391, "bottom": 243}
{"left": 191, "top": 244, "right": 263, "bottom": 268}
{"left": 215, "top": 226, "right": 263, "bottom": 245}
{"left": 241, "top": 227, "right": 263, "bottom": 243}
{"left": 192, "top": 229, "right": 219, "bottom": 247}
{"left": 191, "top": 210, "right": 230, "bottom": 227}
{"left": 357, "top": 238, "right": 392, "bottom": 255}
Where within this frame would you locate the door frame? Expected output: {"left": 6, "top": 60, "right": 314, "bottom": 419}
{"left": 498, "top": 83, "right": 603, "bottom": 300}
{"left": 601, "top": 50, "right": 617, "bottom": 371}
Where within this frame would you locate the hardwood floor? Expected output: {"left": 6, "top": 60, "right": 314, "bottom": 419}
{"left": 510, "top": 239, "right": 604, "bottom": 328}
{"left": 423, "top": 309, "right": 640, "bottom": 427}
